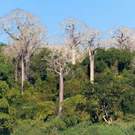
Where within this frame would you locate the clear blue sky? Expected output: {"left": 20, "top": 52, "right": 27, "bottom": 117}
{"left": 1, "top": 0, "right": 135, "bottom": 36}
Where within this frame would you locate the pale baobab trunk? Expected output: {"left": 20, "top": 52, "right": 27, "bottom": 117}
{"left": 58, "top": 69, "right": 64, "bottom": 116}
{"left": 89, "top": 48, "right": 94, "bottom": 83}
{"left": 21, "top": 55, "right": 25, "bottom": 95}
{"left": 25, "top": 60, "right": 29, "bottom": 81}
{"left": 25, "top": 53, "right": 30, "bottom": 80}
{"left": 71, "top": 48, "right": 76, "bottom": 65}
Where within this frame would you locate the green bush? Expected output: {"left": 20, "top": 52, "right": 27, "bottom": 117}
{"left": 0, "top": 81, "right": 9, "bottom": 97}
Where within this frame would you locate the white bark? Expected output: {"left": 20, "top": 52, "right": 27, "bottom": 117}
{"left": 103, "top": 115, "right": 112, "bottom": 125}
{"left": 71, "top": 48, "right": 76, "bottom": 65}
{"left": 21, "top": 55, "right": 25, "bottom": 95}
{"left": 46, "top": 49, "right": 70, "bottom": 116}
{"left": 81, "top": 27, "right": 100, "bottom": 83}
{"left": 62, "top": 18, "right": 82, "bottom": 65}
{"left": 0, "top": 9, "right": 46, "bottom": 93}
{"left": 58, "top": 70, "right": 64, "bottom": 116}
{"left": 89, "top": 48, "right": 94, "bottom": 83}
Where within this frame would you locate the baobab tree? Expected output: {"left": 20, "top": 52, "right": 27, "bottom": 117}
{"left": 62, "top": 18, "right": 86, "bottom": 65}
{"left": 0, "top": 9, "right": 46, "bottom": 94}
{"left": 112, "top": 27, "right": 135, "bottom": 50}
{"left": 82, "top": 28, "right": 100, "bottom": 83}
{"left": 46, "top": 49, "right": 70, "bottom": 116}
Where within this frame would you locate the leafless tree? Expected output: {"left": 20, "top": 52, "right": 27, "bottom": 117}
{"left": 61, "top": 18, "right": 86, "bottom": 65}
{"left": 46, "top": 49, "right": 70, "bottom": 116}
{"left": 112, "top": 27, "right": 135, "bottom": 50}
{"left": 0, "top": 9, "right": 47, "bottom": 94}
{"left": 81, "top": 28, "right": 100, "bottom": 83}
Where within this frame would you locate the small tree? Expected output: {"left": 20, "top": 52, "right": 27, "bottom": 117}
{"left": 46, "top": 49, "right": 70, "bottom": 116}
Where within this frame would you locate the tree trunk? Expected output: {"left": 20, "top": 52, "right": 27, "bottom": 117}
{"left": 58, "top": 70, "right": 64, "bottom": 116}
{"left": 21, "top": 55, "right": 25, "bottom": 95}
{"left": 25, "top": 53, "right": 30, "bottom": 80}
{"left": 89, "top": 48, "right": 94, "bottom": 83}
{"left": 71, "top": 48, "right": 76, "bottom": 65}
{"left": 25, "top": 60, "right": 29, "bottom": 81}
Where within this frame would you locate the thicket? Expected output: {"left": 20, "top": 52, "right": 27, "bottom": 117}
{"left": 0, "top": 44, "right": 134, "bottom": 134}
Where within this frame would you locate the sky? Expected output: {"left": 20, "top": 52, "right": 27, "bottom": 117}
{"left": 0, "top": 0, "right": 135, "bottom": 40}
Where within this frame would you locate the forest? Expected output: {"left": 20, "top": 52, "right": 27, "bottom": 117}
{"left": 0, "top": 9, "right": 135, "bottom": 135}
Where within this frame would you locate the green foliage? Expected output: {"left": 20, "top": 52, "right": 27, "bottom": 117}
{"left": 121, "top": 89, "right": 135, "bottom": 114}
{"left": 34, "top": 76, "right": 57, "bottom": 100}
{"left": 13, "top": 120, "right": 47, "bottom": 135}
{"left": 0, "top": 46, "right": 135, "bottom": 134}
{"left": 64, "top": 79, "right": 82, "bottom": 97}
{"left": 62, "top": 95, "right": 89, "bottom": 126}
{"left": 0, "top": 98, "right": 9, "bottom": 110}
{"left": 0, "top": 81, "right": 9, "bottom": 97}
{"left": 95, "top": 48, "right": 133, "bottom": 73}
{"left": 63, "top": 95, "right": 86, "bottom": 115}
{"left": 0, "top": 87, "right": 14, "bottom": 135}
{"left": 61, "top": 123, "right": 135, "bottom": 135}
{"left": 45, "top": 117, "right": 66, "bottom": 131}
{"left": 35, "top": 101, "right": 56, "bottom": 121}
{"left": 0, "top": 45, "right": 14, "bottom": 86}
{"left": 29, "top": 48, "right": 51, "bottom": 83}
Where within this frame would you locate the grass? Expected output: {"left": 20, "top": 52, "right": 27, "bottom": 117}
{"left": 12, "top": 120, "right": 135, "bottom": 135}
{"left": 60, "top": 121, "right": 135, "bottom": 135}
